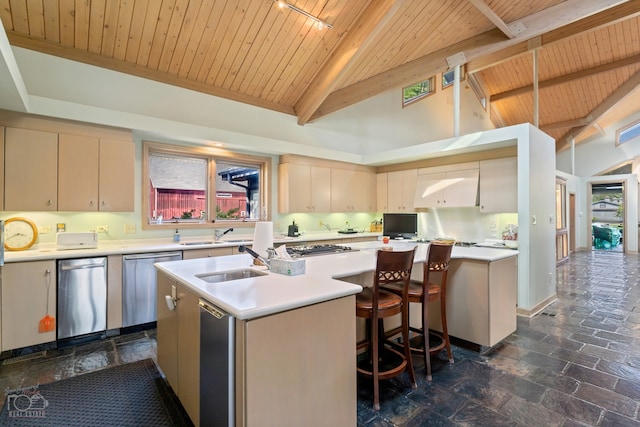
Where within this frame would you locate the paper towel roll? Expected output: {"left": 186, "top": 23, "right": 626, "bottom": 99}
{"left": 252, "top": 221, "right": 273, "bottom": 258}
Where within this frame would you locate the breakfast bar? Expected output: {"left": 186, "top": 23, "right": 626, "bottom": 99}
{"left": 154, "top": 240, "right": 518, "bottom": 426}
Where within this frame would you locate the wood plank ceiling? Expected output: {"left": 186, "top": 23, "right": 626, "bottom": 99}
{"left": 1, "top": 0, "right": 639, "bottom": 152}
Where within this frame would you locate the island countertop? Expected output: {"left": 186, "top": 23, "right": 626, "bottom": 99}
{"left": 154, "top": 240, "right": 518, "bottom": 320}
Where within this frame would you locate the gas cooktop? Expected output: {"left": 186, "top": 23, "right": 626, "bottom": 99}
{"left": 286, "top": 244, "right": 357, "bottom": 258}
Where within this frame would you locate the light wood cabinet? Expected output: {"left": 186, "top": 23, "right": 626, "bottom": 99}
{"left": 4, "top": 127, "right": 58, "bottom": 211}
{"left": 182, "top": 247, "right": 233, "bottom": 259}
{"left": 1, "top": 261, "right": 57, "bottom": 351}
{"left": 479, "top": 157, "right": 517, "bottom": 213}
{"left": 156, "top": 274, "right": 201, "bottom": 426}
{"left": 331, "top": 169, "right": 376, "bottom": 212}
{"left": 386, "top": 169, "right": 417, "bottom": 212}
{"left": 425, "top": 256, "right": 518, "bottom": 347}
{"left": 376, "top": 173, "right": 388, "bottom": 212}
{"left": 0, "top": 126, "right": 4, "bottom": 211}
{"left": 236, "top": 296, "right": 356, "bottom": 426}
{"left": 99, "top": 139, "right": 135, "bottom": 212}
{"left": 414, "top": 162, "right": 479, "bottom": 208}
{"left": 58, "top": 133, "right": 100, "bottom": 211}
{"left": 414, "top": 169, "right": 479, "bottom": 208}
{"left": 278, "top": 163, "right": 331, "bottom": 213}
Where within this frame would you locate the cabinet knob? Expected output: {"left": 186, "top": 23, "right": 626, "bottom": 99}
{"left": 47, "top": 199, "right": 53, "bottom": 206}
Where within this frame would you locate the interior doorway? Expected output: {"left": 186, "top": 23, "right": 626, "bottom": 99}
{"left": 590, "top": 182, "right": 624, "bottom": 253}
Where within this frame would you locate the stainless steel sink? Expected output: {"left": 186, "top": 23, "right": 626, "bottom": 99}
{"left": 196, "top": 268, "right": 268, "bottom": 283}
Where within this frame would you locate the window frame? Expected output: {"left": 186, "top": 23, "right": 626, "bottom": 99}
{"left": 615, "top": 118, "right": 640, "bottom": 147}
{"left": 442, "top": 67, "right": 465, "bottom": 89}
{"left": 402, "top": 76, "right": 436, "bottom": 107}
{"left": 142, "top": 141, "right": 271, "bottom": 230}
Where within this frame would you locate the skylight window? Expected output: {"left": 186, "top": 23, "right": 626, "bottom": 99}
{"left": 402, "top": 77, "right": 435, "bottom": 107}
{"left": 616, "top": 119, "right": 640, "bottom": 146}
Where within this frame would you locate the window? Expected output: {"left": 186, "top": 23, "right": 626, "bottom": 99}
{"left": 442, "top": 67, "right": 465, "bottom": 89}
{"left": 467, "top": 74, "right": 487, "bottom": 110}
{"left": 402, "top": 77, "right": 435, "bottom": 106}
{"left": 616, "top": 119, "right": 640, "bottom": 146}
{"left": 143, "top": 141, "right": 271, "bottom": 229}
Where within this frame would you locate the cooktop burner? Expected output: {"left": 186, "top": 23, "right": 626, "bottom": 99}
{"left": 286, "top": 244, "right": 357, "bottom": 257}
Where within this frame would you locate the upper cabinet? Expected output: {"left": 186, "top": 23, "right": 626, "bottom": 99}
{"left": 98, "top": 139, "right": 135, "bottom": 212}
{"left": 479, "top": 157, "right": 517, "bottom": 213}
{"left": 278, "top": 163, "right": 331, "bottom": 213}
{"left": 278, "top": 155, "right": 376, "bottom": 214}
{"left": 58, "top": 135, "right": 134, "bottom": 212}
{"left": 331, "top": 169, "right": 376, "bottom": 212}
{"left": 0, "top": 126, "right": 4, "bottom": 211}
{"left": 385, "top": 169, "right": 417, "bottom": 212}
{"left": 5, "top": 127, "right": 58, "bottom": 211}
{"left": 2, "top": 112, "right": 134, "bottom": 212}
{"left": 414, "top": 162, "right": 479, "bottom": 208}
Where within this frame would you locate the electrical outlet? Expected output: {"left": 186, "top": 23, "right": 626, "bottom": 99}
{"left": 38, "top": 225, "right": 52, "bottom": 234}
{"left": 96, "top": 225, "right": 109, "bottom": 233}
{"left": 124, "top": 224, "right": 136, "bottom": 234}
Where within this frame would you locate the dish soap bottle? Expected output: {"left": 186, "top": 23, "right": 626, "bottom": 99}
{"left": 173, "top": 229, "right": 181, "bottom": 243}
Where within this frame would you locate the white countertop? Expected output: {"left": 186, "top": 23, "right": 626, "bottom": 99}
{"left": 2, "top": 232, "right": 383, "bottom": 262}
{"left": 154, "top": 240, "right": 518, "bottom": 320}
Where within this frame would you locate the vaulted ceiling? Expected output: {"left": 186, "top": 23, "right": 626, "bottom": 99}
{"left": 1, "top": 0, "right": 639, "bottom": 152}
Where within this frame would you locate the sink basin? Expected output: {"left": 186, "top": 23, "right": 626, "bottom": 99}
{"left": 196, "top": 268, "right": 268, "bottom": 283}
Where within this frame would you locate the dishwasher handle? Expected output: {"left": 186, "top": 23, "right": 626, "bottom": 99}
{"left": 123, "top": 252, "right": 182, "bottom": 261}
{"left": 59, "top": 259, "right": 106, "bottom": 271}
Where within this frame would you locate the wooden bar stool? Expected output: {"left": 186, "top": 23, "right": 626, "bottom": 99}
{"left": 382, "top": 242, "right": 453, "bottom": 381}
{"left": 355, "top": 248, "right": 417, "bottom": 411}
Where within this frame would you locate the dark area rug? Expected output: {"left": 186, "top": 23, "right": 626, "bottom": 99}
{"left": 0, "top": 358, "right": 193, "bottom": 426}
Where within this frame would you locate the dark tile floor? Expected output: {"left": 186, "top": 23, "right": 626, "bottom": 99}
{"left": 2, "top": 250, "right": 640, "bottom": 426}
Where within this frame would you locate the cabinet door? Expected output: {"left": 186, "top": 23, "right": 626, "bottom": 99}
{"left": 387, "top": 170, "right": 417, "bottom": 212}
{"left": 5, "top": 127, "right": 58, "bottom": 211}
{"left": 156, "top": 273, "right": 179, "bottom": 390}
{"left": 2, "top": 261, "right": 56, "bottom": 351}
{"left": 58, "top": 134, "right": 100, "bottom": 211}
{"left": 182, "top": 247, "right": 233, "bottom": 259}
{"left": 480, "top": 157, "right": 517, "bottom": 213}
{"left": 0, "top": 127, "right": 4, "bottom": 211}
{"left": 176, "top": 285, "right": 200, "bottom": 426}
{"left": 310, "top": 166, "right": 331, "bottom": 212}
{"left": 414, "top": 172, "right": 446, "bottom": 207}
{"left": 99, "top": 139, "right": 134, "bottom": 212}
{"left": 376, "top": 173, "right": 388, "bottom": 212}
{"left": 331, "top": 169, "right": 356, "bottom": 211}
{"left": 443, "top": 169, "right": 479, "bottom": 207}
{"left": 278, "top": 163, "right": 311, "bottom": 212}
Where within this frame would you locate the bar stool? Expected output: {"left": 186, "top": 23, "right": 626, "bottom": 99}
{"left": 355, "top": 248, "right": 417, "bottom": 411}
{"left": 382, "top": 242, "right": 453, "bottom": 381}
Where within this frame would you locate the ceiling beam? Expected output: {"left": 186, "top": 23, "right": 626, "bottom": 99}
{"left": 557, "top": 69, "right": 640, "bottom": 152}
{"left": 467, "top": 0, "right": 515, "bottom": 38}
{"left": 491, "top": 53, "right": 640, "bottom": 102}
{"left": 467, "top": 0, "right": 640, "bottom": 73}
{"left": 312, "top": 0, "right": 632, "bottom": 122}
{"left": 294, "top": 0, "right": 402, "bottom": 125}
{"left": 541, "top": 117, "right": 592, "bottom": 131}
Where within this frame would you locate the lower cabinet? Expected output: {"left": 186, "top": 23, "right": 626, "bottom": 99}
{"left": 157, "top": 272, "right": 357, "bottom": 427}
{"left": 182, "top": 247, "right": 233, "bottom": 259}
{"left": 235, "top": 296, "right": 356, "bottom": 427}
{"left": 1, "top": 261, "right": 57, "bottom": 351}
{"left": 156, "top": 274, "right": 200, "bottom": 425}
{"left": 425, "top": 256, "right": 518, "bottom": 348}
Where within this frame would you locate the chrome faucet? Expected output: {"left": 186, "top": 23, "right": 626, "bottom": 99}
{"left": 214, "top": 227, "right": 234, "bottom": 241}
{"left": 238, "top": 245, "right": 274, "bottom": 269}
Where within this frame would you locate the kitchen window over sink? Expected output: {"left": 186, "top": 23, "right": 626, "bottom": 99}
{"left": 142, "top": 141, "right": 271, "bottom": 230}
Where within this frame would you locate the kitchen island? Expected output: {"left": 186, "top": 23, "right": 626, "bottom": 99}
{"left": 154, "top": 240, "right": 518, "bottom": 426}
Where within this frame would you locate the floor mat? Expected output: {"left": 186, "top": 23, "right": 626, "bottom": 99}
{"left": 0, "top": 358, "right": 193, "bottom": 426}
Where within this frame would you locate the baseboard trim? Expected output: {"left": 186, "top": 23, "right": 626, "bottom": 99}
{"left": 516, "top": 293, "right": 558, "bottom": 318}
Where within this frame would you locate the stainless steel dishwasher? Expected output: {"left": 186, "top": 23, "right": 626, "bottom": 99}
{"left": 57, "top": 257, "right": 107, "bottom": 339}
{"left": 199, "top": 299, "right": 234, "bottom": 427}
{"left": 122, "top": 252, "right": 182, "bottom": 327}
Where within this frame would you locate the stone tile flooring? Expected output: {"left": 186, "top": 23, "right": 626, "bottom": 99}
{"left": 1, "top": 250, "right": 639, "bottom": 426}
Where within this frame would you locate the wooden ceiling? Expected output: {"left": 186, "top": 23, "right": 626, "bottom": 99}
{"left": 1, "top": 0, "right": 639, "bottom": 152}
